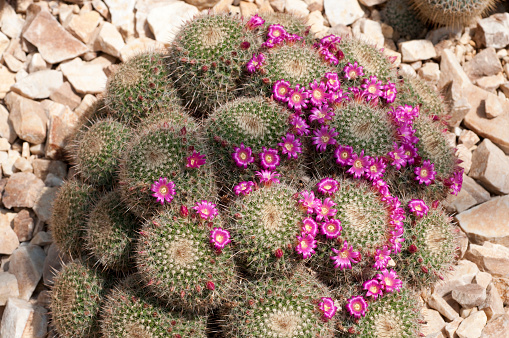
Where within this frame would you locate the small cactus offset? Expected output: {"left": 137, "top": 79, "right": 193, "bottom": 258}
{"left": 410, "top": 0, "right": 498, "bottom": 27}
{"left": 49, "top": 12, "right": 464, "bottom": 337}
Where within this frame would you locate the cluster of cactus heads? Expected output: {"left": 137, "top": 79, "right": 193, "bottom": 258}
{"left": 49, "top": 12, "right": 464, "bottom": 337}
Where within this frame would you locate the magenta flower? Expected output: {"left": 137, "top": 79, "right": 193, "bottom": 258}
{"left": 346, "top": 296, "right": 368, "bottom": 318}
{"left": 330, "top": 241, "right": 360, "bottom": 270}
{"left": 328, "top": 89, "right": 349, "bottom": 105}
{"left": 286, "top": 33, "right": 303, "bottom": 44}
{"left": 246, "top": 53, "right": 266, "bottom": 73}
{"left": 408, "top": 199, "right": 429, "bottom": 218}
{"left": 321, "top": 219, "right": 342, "bottom": 239}
{"left": 309, "top": 105, "right": 334, "bottom": 124}
{"left": 363, "top": 279, "right": 384, "bottom": 300}
{"left": 150, "top": 177, "right": 176, "bottom": 205}
{"left": 210, "top": 227, "right": 231, "bottom": 250}
{"left": 299, "top": 190, "right": 320, "bottom": 214}
{"left": 296, "top": 233, "right": 317, "bottom": 259}
{"left": 319, "top": 297, "right": 338, "bottom": 319}
{"left": 390, "top": 235, "right": 405, "bottom": 254}
{"left": 377, "top": 269, "right": 402, "bottom": 293}
{"left": 273, "top": 79, "right": 291, "bottom": 102}
{"left": 334, "top": 145, "right": 353, "bottom": 166}
{"left": 255, "top": 170, "right": 280, "bottom": 186}
{"left": 343, "top": 62, "right": 364, "bottom": 80}
{"left": 389, "top": 105, "right": 419, "bottom": 125}
{"left": 287, "top": 85, "right": 309, "bottom": 111}
{"left": 365, "top": 157, "right": 386, "bottom": 181}
{"left": 373, "top": 246, "right": 391, "bottom": 270}
{"left": 261, "top": 37, "right": 281, "bottom": 49}
{"left": 245, "top": 14, "right": 265, "bottom": 30}
{"left": 402, "top": 143, "right": 418, "bottom": 166}
{"left": 347, "top": 150, "right": 370, "bottom": 179}
{"left": 320, "top": 34, "right": 341, "bottom": 50}
{"left": 312, "top": 125, "right": 338, "bottom": 152}
{"left": 383, "top": 82, "right": 397, "bottom": 103}
{"left": 232, "top": 143, "right": 255, "bottom": 169}
{"left": 193, "top": 200, "right": 218, "bottom": 220}
{"left": 315, "top": 198, "right": 337, "bottom": 221}
{"left": 301, "top": 217, "right": 319, "bottom": 236}
{"left": 317, "top": 177, "right": 339, "bottom": 195}
{"left": 308, "top": 80, "right": 329, "bottom": 106}
{"left": 319, "top": 48, "right": 339, "bottom": 65}
{"left": 324, "top": 72, "right": 341, "bottom": 91}
{"left": 414, "top": 160, "right": 436, "bottom": 186}
{"left": 233, "top": 181, "right": 255, "bottom": 196}
{"left": 289, "top": 115, "right": 310, "bottom": 136}
{"left": 259, "top": 147, "right": 280, "bottom": 170}
{"left": 445, "top": 169, "right": 464, "bottom": 196}
{"left": 361, "top": 76, "right": 383, "bottom": 100}
{"left": 278, "top": 133, "right": 302, "bottom": 159}
{"left": 388, "top": 143, "right": 408, "bottom": 170}
{"left": 267, "top": 24, "right": 287, "bottom": 39}
{"left": 186, "top": 151, "right": 206, "bottom": 168}
{"left": 397, "top": 123, "right": 419, "bottom": 144}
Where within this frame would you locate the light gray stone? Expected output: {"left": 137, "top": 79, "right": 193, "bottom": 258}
{"left": 474, "top": 14, "right": 509, "bottom": 49}
{"left": 476, "top": 272, "right": 494, "bottom": 290}
{"left": 43, "top": 243, "right": 69, "bottom": 286}
{"left": 4, "top": 92, "right": 47, "bottom": 145}
{"left": 0, "top": 297, "right": 34, "bottom": 338}
{"left": 476, "top": 73, "right": 505, "bottom": 92}
{"left": 0, "top": 104, "right": 17, "bottom": 143}
{"left": 438, "top": 49, "right": 471, "bottom": 90}
{"left": 0, "top": 217, "right": 19, "bottom": 255}
{"left": 147, "top": 2, "right": 199, "bottom": 43}
{"left": 59, "top": 57, "right": 107, "bottom": 94}
{"left": 119, "top": 37, "right": 165, "bottom": 62}
{"left": 479, "top": 283, "right": 505, "bottom": 321}
{"left": 104, "top": 0, "right": 136, "bottom": 38}
{"left": 2, "top": 172, "right": 45, "bottom": 209}
{"left": 0, "top": 272, "right": 19, "bottom": 306}
{"left": 30, "top": 231, "right": 52, "bottom": 247}
{"left": 93, "top": 21, "right": 125, "bottom": 58}
{"left": 480, "top": 314, "right": 509, "bottom": 337}
{"left": 470, "top": 139, "right": 509, "bottom": 194}
{"left": 134, "top": 0, "right": 174, "bottom": 38}
{"left": 464, "top": 48, "right": 503, "bottom": 81}
{"left": 457, "top": 310, "right": 487, "bottom": 338}
{"left": 445, "top": 175, "right": 490, "bottom": 213}
{"left": 419, "top": 62, "right": 441, "bottom": 82}
{"left": 445, "top": 317, "right": 463, "bottom": 338}
{"left": 11, "top": 70, "right": 63, "bottom": 100}
{"left": 33, "top": 187, "right": 59, "bottom": 223}
{"left": 27, "top": 53, "right": 48, "bottom": 73}
{"left": 459, "top": 130, "right": 480, "bottom": 149}
{"left": 8, "top": 245, "right": 46, "bottom": 300}
{"left": 285, "top": 0, "right": 309, "bottom": 16}
{"left": 0, "top": 2, "right": 25, "bottom": 38}
{"left": 352, "top": 18, "right": 384, "bottom": 47}
{"left": 399, "top": 39, "right": 437, "bottom": 63}
{"left": 324, "top": 0, "right": 364, "bottom": 26}
{"left": 433, "top": 260, "right": 479, "bottom": 296}
{"left": 64, "top": 10, "right": 102, "bottom": 44}
{"left": 485, "top": 93, "right": 505, "bottom": 118}
{"left": 421, "top": 308, "right": 446, "bottom": 336}
{"left": 465, "top": 242, "right": 509, "bottom": 278}
{"left": 452, "top": 284, "right": 487, "bottom": 308}
{"left": 428, "top": 292, "right": 460, "bottom": 321}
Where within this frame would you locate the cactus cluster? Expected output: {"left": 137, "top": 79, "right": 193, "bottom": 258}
{"left": 49, "top": 12, "right": 464, "bottom": 337}
{"left": 410, "top": 0, "right": 498, "bottom": 27}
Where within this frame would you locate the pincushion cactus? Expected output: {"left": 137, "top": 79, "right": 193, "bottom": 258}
{"left": 49, "top": 11, "right": 464, "bottom": 337}
{"left": 410, "top": 0, "right": 498, "bottom": 27}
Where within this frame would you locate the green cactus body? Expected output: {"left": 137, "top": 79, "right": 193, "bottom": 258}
{"left": 50, "top": 180, "right": 98, "bottom": 257}
{"left": 260, "top": 12, "right": 313, "bottom": 43}
{"left": 105, "top": 51, "right": 181, "bottom": 126}
{"left": 168, "top": 14, "right": 258, "bottom": 114}
{"left": 229, "top": 183, "right": 304, "bottom": 276}
{"left": 101, "top": 279, "right": 208, "bottom": 337}
{"left": 222, "top": 268, "right": 337, "bottom": 337}
{"left": 243, "top": 43, "right": 334, "bottom": 97}
{"left": 382, "top": 0, "right": 427, "bottom": 39}
{"left": 396, "top": 73, "right": 447, "bottom": 119}
{"left": 206, "top": 96, "right": 304, "bottom": 190}
{"left": 397, "top": 207, "right": 458, "bottom": 288}
{"left": 136, "top": 210, "right": 237, "bottom": 313}
{"left": 119, "top": 120, "right": 216, "bottom": 219}
{"left": 410, "top": 0, "right": 497, "bottom": 27}
{"left": 85, "top": 190, "right": 140, "bottom": 271}
{"left": 70, "top": 118, "right": 132, "bottom": 187}
{"left": 50, "top": 260, "right": 108, "bottom": 337}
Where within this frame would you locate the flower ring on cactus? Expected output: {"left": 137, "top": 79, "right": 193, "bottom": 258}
{"left": 245, "top": 14, "right": 265, "bottom": 30}
{"left": 312, "top": 125, "right": 338, "bottom": 152}
{"left": 296, "top": 233, "right": 317, "bottom": 259}
{"left": 373, "top": 246, "right": 392, "bottom": 270}
{"left": 210, "top": 227, "right": 231, "bottom": 250}
{"left": 414, "top": 160, "right": 436, "bottom": 186}
{"left": 234, "top": 181, "right": 255, "bottom": 196}
{"left": 301, "top": 217, "right": 319, "bottom": 236}
{"left": 308, "top": 80, "right": 329, "bottom": 107}
{"left": 346, "top": 295, "right": 368, "bottom": 318}
{"left": 324, "top": 72, "right": 340, "bottom": 91}
{"left": 383, "top": 81, "right": 397, "bottom": 103}
{"left": 232, "top": 143, "right": 255, "bottom": 169}
{"left": 278, "top": 133, "right": 302, "bottom": 159}
{"left": 319, "top": 297, "right": 338, "bottom": 319}
{"left": 273, "top": 79, "right": 291, "bottom": 102}
{"left": 343, "top": 62, "right": 364, "bottom": 80}
{"left": 408, "top": 199, "right": 429, "bottom": 218}
{"left": 299, "top": 190, "right": 320, "bottom": 214}
{"left": 186, "top": 151, "right": 206, "bottom": 168}
{"left": 259, "top": 147, "right": 281, "bottom": 170}
{"left": 388, "top": 143, "right": 409, "bottom": 170}
{"left": 347, "top": 150, "right": 371, "bottom": 179}
{"left": 334, "top": 144, "right": 353, "bottom": 166}
{"left": 314, "top": 198, "right": 337, "bottom": 221}
{"left": 317, "top": 177, "right": 339, "bottom": 195}
{"left": 289, "top": 115, "right": 310, "bottom": 136}
{"left": 363, "top": 279, "right": 384, "bottom": 300}
{"left": 377, "top": 269, "right": 403, "bottom": 293}
{"left": 287, "top": 84, "right": 310, "bottom": 111}
{"left": 246, "top": 53, "right": 266, "bottom": 73}
{"left": 309, "top": 105, "right": 334, "bottom": 124}
{"left": 320, "top": 219, "right": 342, "bottom": 239}
{"left": 267, "top": 24, "right": 287, "bottom": 39}
{"left": 365, "top": 157, "right": 386, "bottom": 181}
{"left": 193, "top": 200, "right": 218, "bottom": 220}
{"left": 361, "top": 75, "right": 384, "bottom": 101}
{"left": 150, "top": 177, "right": 176, "bottom": 205}
{"left": 330, "top": 241, "right": 360, "bottom": 270}
{"left": 255, "top": 170, "right": 280, "bottom": 186}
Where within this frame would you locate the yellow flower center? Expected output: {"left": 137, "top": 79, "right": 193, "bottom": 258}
{"left": 190, "top": 159, "right": 196, "bottom": 166}
{"left": 353, "top": 303, "right": 361, "bottom": 311}
{"left": 384, "top": 277, "right": 392, "bottom": 286}
{"left": 370, "top": 165, "right": 377, "bottom": 172}
{"left": 202, "top": 208, "right": 209, "bottom": 215}
{"left": 341, "top": 152, "right": 349, "bottom": 159}
{"left": 274, "top": 30, "right": 281, "bottom": 37}
{"left": 354, "top": 159, "right": 363, "bottom": 169}
{"left": 313, "top": 89, "right": 322, "bottom": 99}
{"left": 285, "top": 143, "right": 293, "bottom": 151}
{"left": 278, "top": 87, "right": 287, "bottom": 95}
{"left": 369, "top": 285, "right": 378, "bottom": 293}
{"left": 216, "top": 234, "right": 224, "bottom": 243}
{"left": 340, "top": 251, "right": 348, "bottom": 258}
{"left": 324, "top": 304, "right": 331, "bottom": 311}
{"left": 415, "top": 205, "right": 421, "bottom": 211}
{"left": 321, "top": 136, "right": 330, "bottom": 143}
{"left": 301, "top": 240, "right": 308, "bottom": 248}
{"left": 421, "top": 169, "right": 428, "bottom": 177}
{"left": 305, "top": 224, "right": 312, "bottom": 232}
{"left": 321, "top": 207, "right": 328, "bottom": 215}
{"left": 324, "top": 184, "right": 332, "bottom": 191}
{"left": 240, "top": 152, "right": 247, "bottom": 160}
{"left": 265, "top": 155, "right": 273, "bottom": 162}
{"left": 405, "top": 151, "right": 411, "bottom": 156}
{"left": 292, "top": 93, "right": 301, "bottom": 102}
{"left": 394, "top": 153, "right": 400, "bottom": 160}
{"left": 368, "top": 85, "right": 376, "bottom": 93}
{"left": 159, "top": 186, "right": 168, "bottom": 194}
{"left": 327, "top": 224, "right": 336, "bottom": 232}
{"left": 349, "top": 70, "right": 357, "bottom": 78}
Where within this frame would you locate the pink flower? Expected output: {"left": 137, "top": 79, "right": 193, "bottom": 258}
{"left": 285, "top": 33, "right": 302, "bottom": 44}
{"left": 388, "top": 143, "right": 408, "bottom": 170}
{"left": 321, "top": 219, "right": 342, "bottom": 239}
{"left": 233, "top": 181, "right": 255, "bottom": 196}
{"left": 232, "top": 143, "right": 254, "bottom": 169}
{"left": 343, "top": 62, "right": 364, "bottom": 80}
{"left": 312, "top": 125, "right": 338, "bottom": 152}
{"left": 361, "top": 76, "right": 383, "bottom": 101}
{"left": 309, "top": 105, "right": 334, "bottom": 124}
{"left": 324, "top": 72, "right": 340, "bottom": 91}
{"left": 186, "top": 151, "right": 206, "bottom": 168}
{"left": 363, "top": 279, "right": 384, "bottom": 300}
{"left": 289, "top": 115, "right": 310, "bottom": 136}
{"left": 347, "top": 150, "right": 370, "bottom": 179}
{"left": 414, "top": 160, "right": 436, "bottom": 186}
{"left": 245, "top": 14, "right": 265, "bottom": 30}
{"left": 255, "top": 170, "right": 280, "bottom": 186}
{"left": 319, "top": 297, "right": 338, "bottom": 319}
{"left": 261, "top": 37, "right": 282, "bottom": 49}
{"left": 334, "top": 145, "right": 353, "bottom": 166}
{"left": 150, "top": 177, "right": 176, "bottom": 205}
{"left": 278, "top": 133, "right": 302, "bottom": 159}
{"left": 301, "top": 217, "right": 319, "bottom": 236}
{"left": 365, "top": 157, "right": 386, "bottom": 181}
{"left": 317, "top": 177, "right": 339, "bottom": 195}
{"left": 273, "top": 79, "right": 291, "bottom": 102}
{"left": 315, "top": 198, "right": 337, "bottom": 221}
{"left": 210, "top": 227, "right": 231, "bottom": 250}
{"left": 328, "top": 89, "right": 349, "bottom": 106}
{"left": 308, "top": 80, "right": 329, "bottom": 106}
{"left": 193, "top": 200, "right": 218, "bottom": 220}
{"left": 390, "top": 236, "right": 405, "bottom": 254}
{"left": 397, "top": 123, "right": 419, "bottom": 144}
{"left": 246, "top": 53, "right": 266, "bottom": 73}
{"left": 299, "top": 190, "right": 320, "bottom": 214}
{"left": 383, "top": 82, "right": 397, "bottom": 103}
{"left": 408, "top": 199, "right": 429, "bottom": 218}
{"left": 287, "top": 85, "right": 310, "bottom": 111}
{"left": 267, "top": 24, "right": 287, "bottom": 39}
{"left": 373, "top": 246, "right": 391, "bottom": 270}
{"left": 445, "top": 169, "right": 464, "bottom": 196}
{"left": 259, "top": 147, "right": 280, "bottom": 170}
{"left": 377, "top": 269, "right": 402, "bottom": 293}
{"left": 296, "top": 233, "right": 317, "bottom": 259}
{"left": 402, "top": 143, "right": 418, "bottom": 166}
{"left": 330, "top": 241, "right": 360, "bottom": 269}
{"left": 388, "top": 105, "right": 419, "bottom": 125}
{"left": 346, "top": 296, "right": 368, "bottom": 318}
